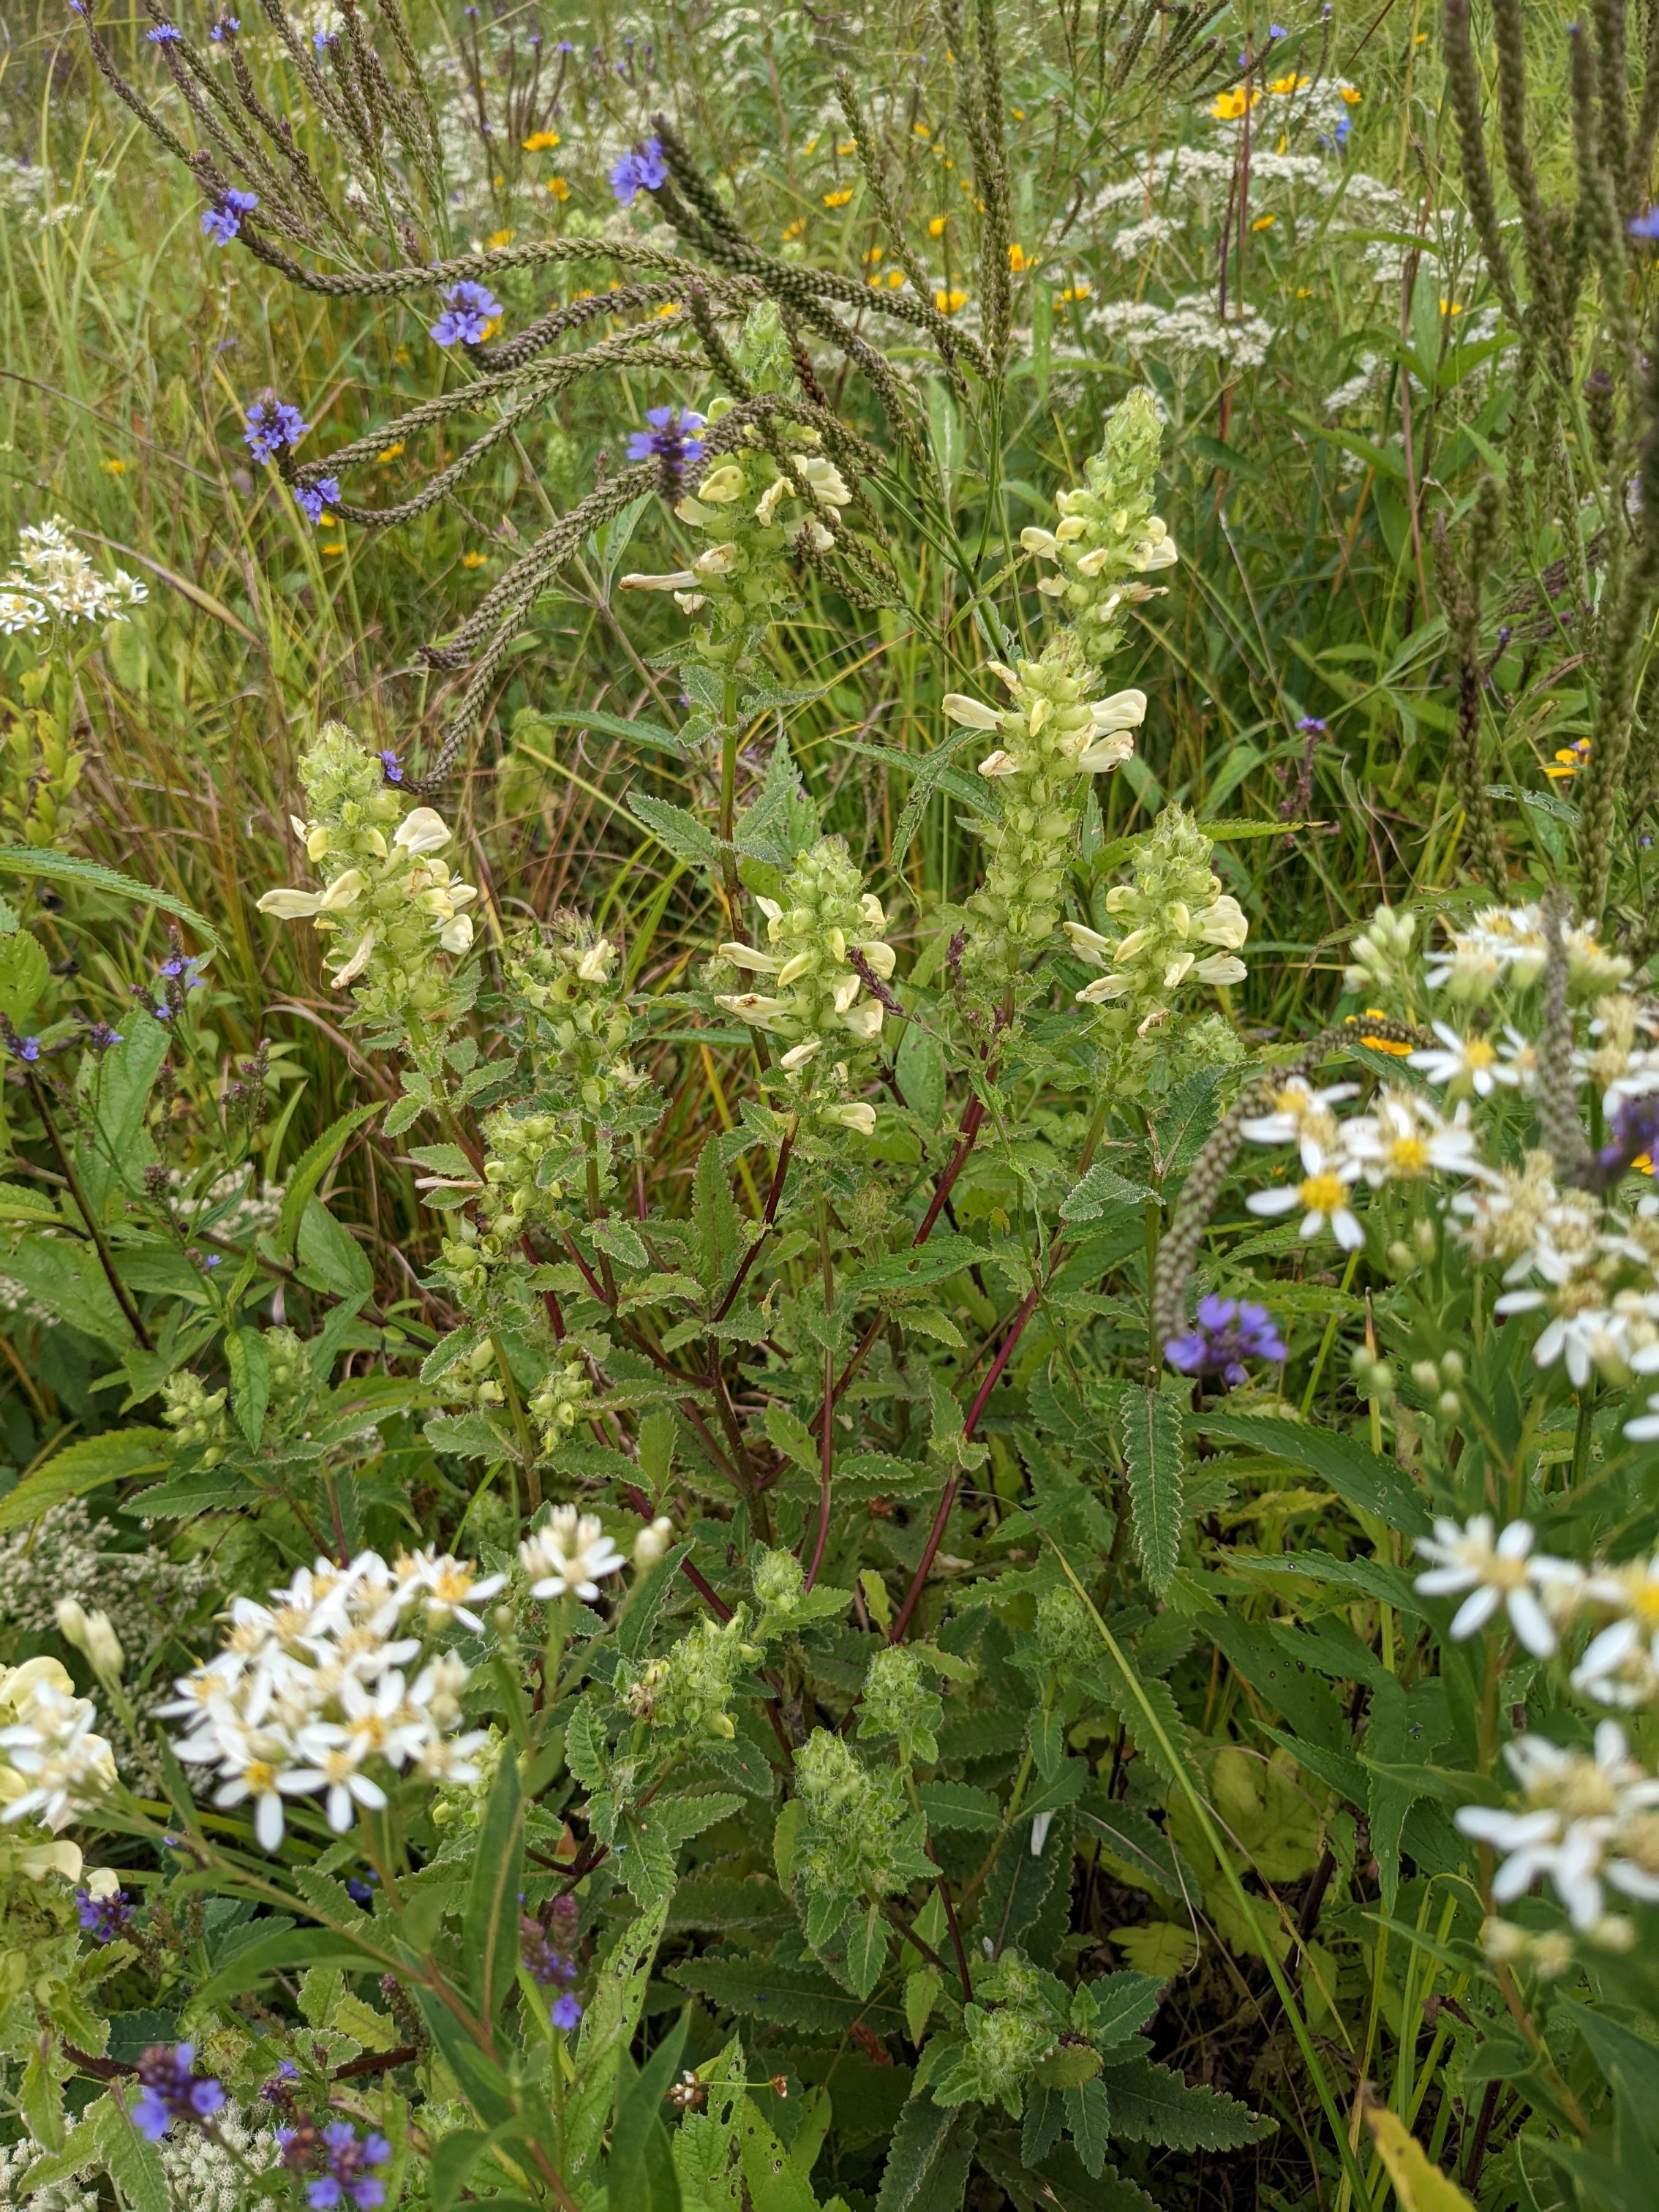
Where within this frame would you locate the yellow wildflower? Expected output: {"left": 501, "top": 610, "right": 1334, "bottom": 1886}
{"left": 824, "top": 187, "right": 853, "bottom": 208}
{"left": 1058, "top": 281, "right": 1091, "bottom": 303}
{"left": 488, "top": 227, "right": 514, "bottom": 249}
{"left": 912, "top": 121, "right": 932, "bottom": 139}
{"left": 1252, "top": 213, "right": 1276, "bottom": 231}
{"left": 656, "top": 301, "right": 680, "bottom": 318}
{"left": 838, "top": 138, "right": 857, "bottom": 154}
{"left": 935, "top": 286, "right": 968, "bottom": 314}
{"left": 321, "top": 541, "right": 345, "bottom": 557}
{"left": 783, "top": 217, "right": 806, "bottom": 242}
{"left": 1210, "top": 86, "right": 1260, "bottom": 119}
{"left": 886, "top": 268, "right": 906, "bottom": 288}
{"left": 461, "top": 551, "right": 488, "bottom": 569}
{"left": 863, "top": 244, "right": 885, "bottom": 264}
{"left": 1354, "top": 1010, "right": 1413, "bottom": 1057}
{"left": 1340, "top": 84, "right": 1362, "bottom": 103}
{"left": 1545, "top": 739, "right": 1591, "bottom": 780}
{"left": 1008, "top": 242, "right": 1030, "bottom": 271}
{"left": 376, "top": 441, "right": 405, "bottom": 463}
{"left": 546, "top": 176, "right": 570, "bottom": 201}
{"left": 522, "top": 129, "right": 560, "bottom": 151}
{"left": 928, "top": 214, "right": 947, "bottom": 237}
{"left": 101, "top": 457, "right": 127, "bottom": 475}
{"left": 1440, "top": 298, "right": 1462, "bottom": 315}
{"left": 1267, "top": 72, "right": 1309, "bottom": 93}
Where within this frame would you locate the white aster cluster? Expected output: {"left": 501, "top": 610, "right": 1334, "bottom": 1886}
{"left": 0, "top": 518, "right": 146, "bottom": 636}
{"left": 1459, "top": 1723, "right": 1659, "bottom": 1933}
{"left": 1239, "top": 1073, "right": 1485, "bottom": 1252}
{"left": 518, "top": 1504, "right": 627, "bottom": 1600}
{"left": 1416, "top": 1516, "right": 1659, "bottom": 1707}
{"left": 0, "top": 1657, "right": 118, "bottom": 1839}
{"left": 166, "top": 1549, "right": 502, "bottom": 1849}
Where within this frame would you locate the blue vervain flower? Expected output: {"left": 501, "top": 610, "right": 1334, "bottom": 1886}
{"left": 1165, "top": 1294, "right": 1287, "bottom": 1388}
{"left": 627, "top": 404, "right": 705, "bottom": 489}
{"left": 131, "top": 2044, "right": 225, "bottom": 2141}
{"left": 610, "top": 135, "right": 666, "bottom": 204}
{"left": 201, "top": 188, "right": 257, "bottom": 245}
{"left": 244, "top": 397, "right": 308, "bottom": 463}
{"left": 296, "top": 477, "right": 342, "bottom": 525}
{"left": 429, "top": 279, "right": 503, "bottom": 347}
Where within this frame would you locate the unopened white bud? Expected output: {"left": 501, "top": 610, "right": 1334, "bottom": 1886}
{"left": 633, "top": 1516, "right": 674, "bottom": 1568}
{"left": 56, "top": 1598, "right": 124, "bottom": 1680}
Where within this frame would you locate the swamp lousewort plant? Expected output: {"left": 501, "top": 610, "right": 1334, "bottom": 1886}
{"left": 7, "top": 2, "right": 1659, "bottom": 2209}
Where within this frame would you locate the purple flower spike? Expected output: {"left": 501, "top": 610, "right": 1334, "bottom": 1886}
{"left": 429, "top": 279, "right": 503, "bottom": 346}
{"left": 201, "top": 188, "right": 257, "bottom": 244}
{"left": 75, "top": 1885, "right": 133, "bottom": 1944}
{"left": 244, "top": 396, "right": 308, "bottom": 463}
{"left": 296, "top": 476, "right": 342, "bottom": 524}
{"left": 131, "top": 2044, "right": 225, "bottom": 2142}
{"left": 301, "top": 2121, "right": 391, "bottom": 2211}
{"left": 610, "top": 135, "right": 667, "bottom": 205}
{"left": 627, "top": 403, "right": 705, "bottom": 490}
{"left": 1165, "top": 1295, "right": 1287, "bottom": 1389}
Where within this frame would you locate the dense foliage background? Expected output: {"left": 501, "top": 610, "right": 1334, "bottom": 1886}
{"left": 1, "top": 3, "right": 1658, "bottom": 2211}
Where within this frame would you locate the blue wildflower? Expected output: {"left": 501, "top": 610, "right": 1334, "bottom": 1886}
{"left": 1296, "top": 716, "right": 1328, "bottom": 734}
{"left": 132, "top": 2044, "right": 225, "bottom": 2142}
{"left": 259, "top": 2059, "right": 300, "bottom": 2104}
{"left": 554, "top": 36, "right": 572, "bottom": 49}
{"left": 145, "top": 21, "right": 182, "bottom": 40}
{"left": 201, "top": 187, "right": 257, "bottom": 245}
{"left": 376, "top": 750, "right": 404, "bottom": 785}
{"left": 312, "top": 22, "right": 335, "bottom": 50}
{"left": 344, "top": 1870, "right": 378, "bottom": 1906}
{"left": 159, "top": 952, "right": 205, "bottom": 989}
{"left": 298, "top": 2122, "right": 391, "bottom": 2211}
{"left": 627, "top": 403, "right": 705, "bottom": 486}
{"left": 1631, "top": 207, "right": 1659, "bottom": 240}
{"left": 83, "top": 1020, "right": 124, "bottom": 1051}
{"left": 429, "top": 279, "right": 503, "bottom": 346}
{"left": 609, "top": 135, "right": 666, "bottom": 204}
{"left": 210, "top": 15, "right": 240, "bottom": 34}
{"left": 75, "top": 1886, "right": 133, "bottom": 1944}
{"left": 14, "top": 1037, "right": 40, "bottom": 1064}
{"left": 244, "top": 396, "right": 308, "bottom": 463}
{"left": 1165, "top": 1295, "right": 1287, "bottom": 1389}
{"left": 551, "top": 1992, "right": 582, "bottom": 2030}
{"left": 296, "top": 476, "right": 342, "bottom": 524}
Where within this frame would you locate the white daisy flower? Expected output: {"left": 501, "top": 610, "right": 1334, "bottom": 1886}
{"left": 1414, "top": 1515, "right": 1560, "bottom": 1655}
{"left": 1244, "top": 1143, "right": 1365, "bottom": 1249}
{"left": 1409, "top": 1020, "right": 1518, "bottom": 1096}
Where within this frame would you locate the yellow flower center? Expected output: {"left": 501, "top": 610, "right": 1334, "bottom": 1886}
{"left": 1387, "top": 1136, "right": 1429, "bottom": 1174}
{"left": 1300, "top": 1172, "right": 1347, "bottom": 1214}
{"left": 244, "top": 1760, "right": 278, "bottom": 1794}
{"left": 1464, "top": 1039, "right": 1497, "bottom": 1069}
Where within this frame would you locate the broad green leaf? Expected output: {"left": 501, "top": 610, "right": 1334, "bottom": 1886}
{"left": 464, "top": 1751, "right": 524, "bottom": 2025}
{"left": 1060, "top": 1162, "right": 1156, "bottom": 1222}
{"left": 669, "top": 1949, "right": 905, "bottom": 2037}
{"left": 1099, "top": 2056, "right": 1268, "bottom": 2151}
{"left": 845, "top": 1902, "right": 888, "bottom": 1998}
{"left": 517, "top": 704, "right": 684, "bottom": 759}
{"left": 0, "top": 1235, "right": 131, "bottom": 1345}
{"left": 91, "top": 2091, "right": 169, "bottom": 2212}
{"left": 895, "top": 1020, "right": 947, "bottom": 1126}
{"left": 876, "top": 2091, "right": 975, "bottom": 2212}
{"left": 274, "top": 1105, "right": 380, "bottom": 1259}
{"left": 0, "top": 929, "right": 48, "bottom": 1023}
{"left": 611, "top": 2014, "right": 687, "bottom": 2212}
{"left": 0, "top": 847, "right": 223, "bottom": 953}
{"left": 565, "top": 1895, "right": 674, "bottom": 2186}
{"left": 225, "top": 1325, "right": 270, "bottom": 1448}
{"left": 193, "top": 1927, "right": 388, "bottom": 2011}
{"left": 0, "top": 1428, "right": 168, "bottom": 1534}
{"left": 1122, "top": 1387, "right": 1184, "bottom": 1596}
{"left": 1192, "top": 1413, "right": 1431, "bottom": 1539}
{"left": 296, "top": 1196, "right": 374, "bottom": 1300}
{"left": 628, "top": 792, "right": 720, "bottom": 869}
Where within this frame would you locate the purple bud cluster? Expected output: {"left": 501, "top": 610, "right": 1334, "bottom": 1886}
{"left": 1165, "top": 1294, "right": 1287, "bottom": 1389}
{"left": 132, "top": 2044, "right": 225, "bottom": 2141}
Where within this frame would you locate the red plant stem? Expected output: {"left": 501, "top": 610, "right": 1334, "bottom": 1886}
{"left": 619, "top": 1477, "right": 732, "bottom": 1622}
{"left": 519, "top": 1232, "right": 565, "bottom": 1339}
{"left": 713, "top": 1122, "right": 796, "bottom": 1323}
{"left": 812, "top": 1091, "right": 992, "bottom": 1436}
{"left": 887, "top": 1270, "right": 1047, "bottom": 1645}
